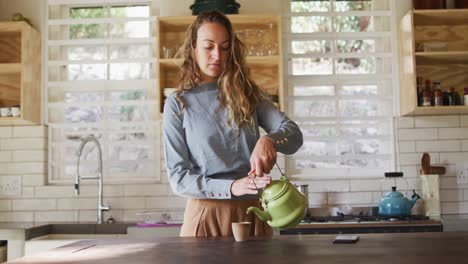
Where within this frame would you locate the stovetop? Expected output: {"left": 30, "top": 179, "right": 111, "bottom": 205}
{"left": 301, "top": 213, "right": 431, "bottom": 224}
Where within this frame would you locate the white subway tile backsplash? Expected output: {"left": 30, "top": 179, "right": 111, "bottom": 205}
{"left": 34, "top": 211, "right": 78, "bottom": 222}
{"left": 13, "top": 126, "right": 46, "bottom": 138}
{"left": 416, "top": 140, "right": 461, "bottom": 152}
{"left": 308, "top": 192, "right": 327, "bottom": 206}
{"left": 145, "top": 196, "right": 186, "bottom": 209}
{"left": 0, "top": 164, "right": 8, "bottom": 175}
{"left": 440, "top": 189, "right": 464, "bottom": 202}
{"left": 0, "top": 138, "right": 46, "bottom": 150}
{"left": 400, "top": 165, "right": 418, "bottom": 178}
{"left": 460, "top": 116, "right": 468, "bottom": 127}
{"left": 398, "top": 128, "right": 438, "bottom": 140}
{"left": 439, "top": 128, "right": 468, "bottom": 140}
{"left": 396, "top": 117, "right": 414, "bottom": 128}
{"left": 22, "top": 174, "right": 45, "bottom": 186}
{"left": 441, "top": 202, "right": 468, "bottom": 214}
{"left": 124, "top": 184, "right": 169, "bottom": 197}
{"left": 13, "top": 199, "right": 56, "bottom": 211}
{"left": 399, "top": 153, "right": 427, "bottom": 166}
{"left": 415, "top": 116, "right": 459, "bottom": 128}
{"left": 350, "top": 179, "right": 381, "bottom": 192}
{"left": 462, "top": 140, "right": 468, "bottom": 151}
{"left": 103, "top": 186, "right": 124, "bottom": 197}
{"left": 13, "top": 150, "right": 46, "bottom": 162}
{"left": 440, "top": 152, "right": 468, "bottom": 164}
{"left": 327, "top": 192, "right": 373, "bottom": 204}
{"left": 8, "top": 162, "right": 45, "bottom": 174}
{"left": 0, "top": 212, "right": 33, "bottom": 222}
{"left": 124, "top": 209, "right": 141, "bottom": 222}
{"left": 398, "top": 141, "right": 415, "bottom": 153}
{"left": 305, "top": 180, "right": 349, "bottom": 193}
{"left": 0, "top": 151, "right": 11, "bottom": 162}
{"left": 440, "top": 176, "right": 458, "bottom": 189}
{"left": 122, "top": 197, "right": 146, "bottom": 209}
{"left": 0, "top": 127, "right": 12, "bottom": 138}
{"left": 57, "top": 198, "right": 98, "bottom": 210}
{"left": 21, "top": 187, "right": 35, "bottom": 198}
{"left": 0, "top": 200, "right": 11, "bottom": 211}
{"left": 35, "top": 186, "right": 75, "bottom": 198}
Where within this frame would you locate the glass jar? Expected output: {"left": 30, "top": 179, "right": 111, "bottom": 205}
{"left": 464, "top": 87, "right": 468, "bottom": 106}
{"left": 434, "top": 89, "right": 443, "bottom": 106}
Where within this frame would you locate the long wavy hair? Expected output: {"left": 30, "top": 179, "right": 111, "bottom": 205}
{"left": 175, "top": 10, "right": 269, "bottom": 130}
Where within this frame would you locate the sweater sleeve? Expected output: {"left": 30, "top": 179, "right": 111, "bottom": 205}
{"left": 163, "top": 95, "right": 234, "bottom": 199}
{"left": 257, "top": 100, "right": 303, "bottom": 155}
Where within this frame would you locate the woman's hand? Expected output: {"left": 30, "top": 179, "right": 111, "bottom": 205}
{"left": 249, "top": 136, "right": 277, "bottom": 177}
{"left": 231, "top": 175, "right": 272, "bottom": 197}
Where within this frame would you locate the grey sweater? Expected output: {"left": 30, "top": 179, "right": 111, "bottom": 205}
{"left": 163, "top": 82, "right": 303, "bottom": 200}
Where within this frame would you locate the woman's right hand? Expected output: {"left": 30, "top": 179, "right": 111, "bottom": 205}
{"left": 230, "top": 175, "right": 272, "bottom": 197}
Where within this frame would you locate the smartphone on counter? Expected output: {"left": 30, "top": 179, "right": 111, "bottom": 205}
{"left": 333, "top": 235, "right": 359, "bottom": 244}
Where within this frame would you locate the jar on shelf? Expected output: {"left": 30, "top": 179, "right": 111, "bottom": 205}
{"left": 432, "top": 81, "right": 442, "bottom": 106}
{"left": 423, "top": 79, "right": 432, "bottom": 106}
{"left": 464, "top": 87, "right": 468, "bottom": 106}
{"left": 434, "top": 89, "right": 443, "bottom": 106}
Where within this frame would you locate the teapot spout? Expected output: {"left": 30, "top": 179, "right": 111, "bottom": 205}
{"left": 246, "top": 206, "right": 271, "bottom": 222}
{"left": 410, "top": 189, "right": 421, "bottom": 208}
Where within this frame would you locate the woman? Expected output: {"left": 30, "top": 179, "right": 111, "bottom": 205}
{"left": 163, "top": 10, "right": 303, "bottom": 237}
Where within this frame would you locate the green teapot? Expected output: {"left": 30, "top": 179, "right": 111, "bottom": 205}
{"left": 247, "top": 175, "right": 307, "bottom": 230}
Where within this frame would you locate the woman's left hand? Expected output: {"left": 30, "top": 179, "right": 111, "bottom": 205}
{"left": 249, "top": 136, "right": 276, "bottom": 177}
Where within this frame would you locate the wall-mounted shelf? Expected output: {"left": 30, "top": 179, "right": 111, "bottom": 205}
{"left": 0, "top": 21, "right": 41, "bottom": 125}
{"left": 399, "top": 9, "right": 468, "bottom": 116}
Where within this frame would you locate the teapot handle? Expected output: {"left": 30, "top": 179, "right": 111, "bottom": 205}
{"left": 276, "top": 162, "right": 287, "bottom": 180}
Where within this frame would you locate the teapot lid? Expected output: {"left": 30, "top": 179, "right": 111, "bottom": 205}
{"left": 386, "top": 186, "right": 403, "bottom": 198}
{"left": 261, "top": 177, "right": 289, "bottom": 202}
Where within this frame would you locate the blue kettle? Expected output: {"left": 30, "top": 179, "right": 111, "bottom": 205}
{"left": 378, "top": 187, "right": 420, "bottom": 217}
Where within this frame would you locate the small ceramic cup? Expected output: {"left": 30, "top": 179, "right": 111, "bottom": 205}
{"left": 0, "top": 107, "right": 11, "bottom": 117}
{"left": 10, "top": 107, "right": 20, "bottom": 117}
{"left": 232, "top": 222, "right": 251, "bottom": 242}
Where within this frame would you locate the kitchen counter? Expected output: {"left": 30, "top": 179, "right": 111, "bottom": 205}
{"left": 0, "top": 222, "right": 134, "bottom": 260}
{"left": 7, "top": 231, "right": 468, "bottom": 264}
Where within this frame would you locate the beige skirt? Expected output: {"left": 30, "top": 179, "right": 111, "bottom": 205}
{"left": 180, "top": 198, "right": 273, "bottom": 237}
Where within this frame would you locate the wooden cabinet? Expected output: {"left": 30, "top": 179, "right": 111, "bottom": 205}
{"left": 157, "top": 14, "right": 282, "bottom": 113}
{"left": 0, "top": 21, "right": 41, "bottom": 125}
{"left": 399, "top": 9, "right": 468, "bottom": 116}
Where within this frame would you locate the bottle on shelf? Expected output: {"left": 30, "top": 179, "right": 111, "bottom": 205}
{"left": 464, "top": 87, "right": 468, "bottom": 106}
{"left": 416, "top": 76, "right": 424, "bottom": 106}
{"left": 450, "top": 87, "right": 461, "bottom": 106}
{"left": 432, "top": 81, "right": 442, "bottom": 106}
{"left": 422, "top": 79, "right": 432, "bottom": 107}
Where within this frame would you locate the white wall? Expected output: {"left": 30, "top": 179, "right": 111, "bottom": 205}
{"left": 0, "top": 0, "right": 45, "bottom": 32}
{"left": 0, "top": 0, "right": 467, "bottom": 229}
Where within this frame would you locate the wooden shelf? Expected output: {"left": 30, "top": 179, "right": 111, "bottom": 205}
{"left": 415, "top": 51, "right": 468, "bottom": 64}
{"left": 407, "top": 106, "right": 468, "bottom": 116}
{"left": 0, "top": 21, "right": 41, "bottom": 125}
{"left": 413, "top": 9, "right": 468, "bottom": 25}
{"left": 0, "top": 63, "right": 21, "bottom": 73}
{"left": 399, "top": 10, "right": 468, "bottom": 116}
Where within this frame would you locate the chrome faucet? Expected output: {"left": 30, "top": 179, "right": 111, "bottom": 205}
{"left": 75, "top": 136, "right": 110, "bottom": 224}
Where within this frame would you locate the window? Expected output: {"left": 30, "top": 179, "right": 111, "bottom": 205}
{"left": 284, "top": 0, "right": 397, "bottom": 178}
{"left": 46, "top": 0, "right": 159, "bottom": 184}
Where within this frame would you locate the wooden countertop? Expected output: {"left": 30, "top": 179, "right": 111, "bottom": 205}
{"left": 295, "top": 219, "right": 442, "bottom": 228}
{"left": 8, "top": 232, "right": 468, "bottom": 264}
